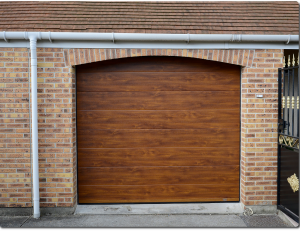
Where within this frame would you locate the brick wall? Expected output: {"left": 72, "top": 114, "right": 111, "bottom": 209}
{"left": 0, "top": 48, "right": 76, "bottom": 208}
{"left": 241, "top": 49, "right": 283, "bottom": 206}
{"left": 0, "top": 48, "right": 31, "bottom": 207}
{"left": 0, "top": 47, "right": 282, "bottom": 208}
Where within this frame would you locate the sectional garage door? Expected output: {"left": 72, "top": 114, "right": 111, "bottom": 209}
{"left": 77, "top": 56, "right": 240, "bottom": 203}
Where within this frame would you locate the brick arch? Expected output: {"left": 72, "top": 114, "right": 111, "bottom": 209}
{"left": 64, "top": 48, "right": 255, "bottom": 68}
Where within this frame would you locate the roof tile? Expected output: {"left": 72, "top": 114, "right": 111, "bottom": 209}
{"left": 0, "top": 1, "right": 298, "bottom": 34}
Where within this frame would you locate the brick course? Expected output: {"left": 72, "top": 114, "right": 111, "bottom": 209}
{"left": 0, "top": 47, "right": 282, "bottom": 208}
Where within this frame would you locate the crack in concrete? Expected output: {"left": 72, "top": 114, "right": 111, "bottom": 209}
{"left": 20, "top": 215, "right": 32, "bottom": 227}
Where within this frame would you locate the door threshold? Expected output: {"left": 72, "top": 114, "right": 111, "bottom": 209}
{"left": 75, "top": 202, "right": 244, "bottom": 215}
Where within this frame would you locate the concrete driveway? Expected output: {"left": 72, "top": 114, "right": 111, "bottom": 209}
{"left": 1, "top": 203, "right": 297, "bottom": 228}
{"left": 0, "top": 214, "right": 295, "bottom": 228}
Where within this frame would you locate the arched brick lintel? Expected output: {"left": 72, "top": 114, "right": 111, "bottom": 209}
{"left": 64, "top": 48, "right": 255, "bottom": 68}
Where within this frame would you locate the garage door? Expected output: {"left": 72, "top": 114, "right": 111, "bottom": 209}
{"left": 77, "top": 56, "right": 240, "bottom": 203}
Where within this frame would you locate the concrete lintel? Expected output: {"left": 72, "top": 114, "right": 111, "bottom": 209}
{"left": 75, "top": 203, "right": 244, "bottom": 215}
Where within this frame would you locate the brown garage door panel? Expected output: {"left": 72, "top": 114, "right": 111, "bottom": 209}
{"left": 77, "top": 72, "right": 240, "bottom": 92}
{"left": 77, "top": 57, "right": 240, "bottom": 203}
{"left": 78, "top": 166, "right": 239, "bottom": 185}
{"left": 78, "top": 128, "right": 239, "bottom": 148}
{"left": 77, "top": 91, "right": 240, "bottom": 111}
{"left": 78, "top": 184, "right": 239, "bottom": 203}
{"left": 78, "top": 147, "right": 239, "bottom": 167}
{"left": 77, "top": 109, "right": 240, "bottom": 130}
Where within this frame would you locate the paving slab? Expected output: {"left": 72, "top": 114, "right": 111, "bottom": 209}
{"left": 0, "top": 213, "right": 294, "bottom": 228}
{"left": 239, "top": 214, "right": 294, "bottom": 228}
{"left": 0, "top": 216, "right": 29, "bottom": 228}
{"left": 22, "top": 214, "right": 247, "bottom": 228}
{"left": 277, "top": 210, "right": 299, "bottom": 227}
{"left": 0, "top": 210, "right": 294, "bottom": 227}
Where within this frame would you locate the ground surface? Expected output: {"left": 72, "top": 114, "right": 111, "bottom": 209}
{"left": 0, "top": 214, "right": 295, "bottom": 228}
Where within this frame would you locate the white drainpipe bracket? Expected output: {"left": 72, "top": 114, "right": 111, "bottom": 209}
{"left": 48, "top": 31, "right": 52, "bottom": 43}
{"left": 3, "top": 31, "right": 8, "bottom": 42}
{"left": 286, "top": 35, "right": 291, "bottom": 44}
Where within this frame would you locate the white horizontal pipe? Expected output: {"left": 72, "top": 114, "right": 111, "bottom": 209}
{"left": 0, "top": 32, "right": 298, "bottom": 43}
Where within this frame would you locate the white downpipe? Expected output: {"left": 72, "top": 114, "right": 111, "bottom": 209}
{"left": 29, "top": 36, "right": 40, "bottom": 219}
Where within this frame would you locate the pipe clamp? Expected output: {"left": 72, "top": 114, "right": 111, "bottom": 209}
{"left": 286, "top": 35, "right": 291, "bottom": 44}
{"left": 3, "top": 31, "right": 8, "bottom": 42}
{"left": 48, "top": 31, "right": 52, "bottom": 43}
{"left": 231, "top": 34, "right": 242, "bottom": 42}
{"left": 24, "top": 32, "right": 28, "bottom": 40}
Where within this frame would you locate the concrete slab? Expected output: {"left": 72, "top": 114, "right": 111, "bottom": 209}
{"left": 244, "top": 205, "right": 277, "bottom": 214}
{"left": 22, "top": 214, "right": 247, "bottom": 228}
{"left": 0, "top": 213, "right": 292, "bottom": 228}
{"left": 277, "top": 210, "right": 299, "bottom": 227}
{"left": 0, "top": 216, "right": 29, "bottom": 228}
{"left": 239, "top": 214, "right": 294, "bottom": 228}
{"left": 75, "top": 203, "right": 244, "bottom": 215}
{"left": 0, "top": 208, "right": 32, "bottom": 216}
{"left": 0, "top": 206, "right": 76, "bottom": 216}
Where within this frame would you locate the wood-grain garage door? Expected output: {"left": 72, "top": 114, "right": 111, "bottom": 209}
{"left": 77, "top": 56, "right": 240, "bottom": 203}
